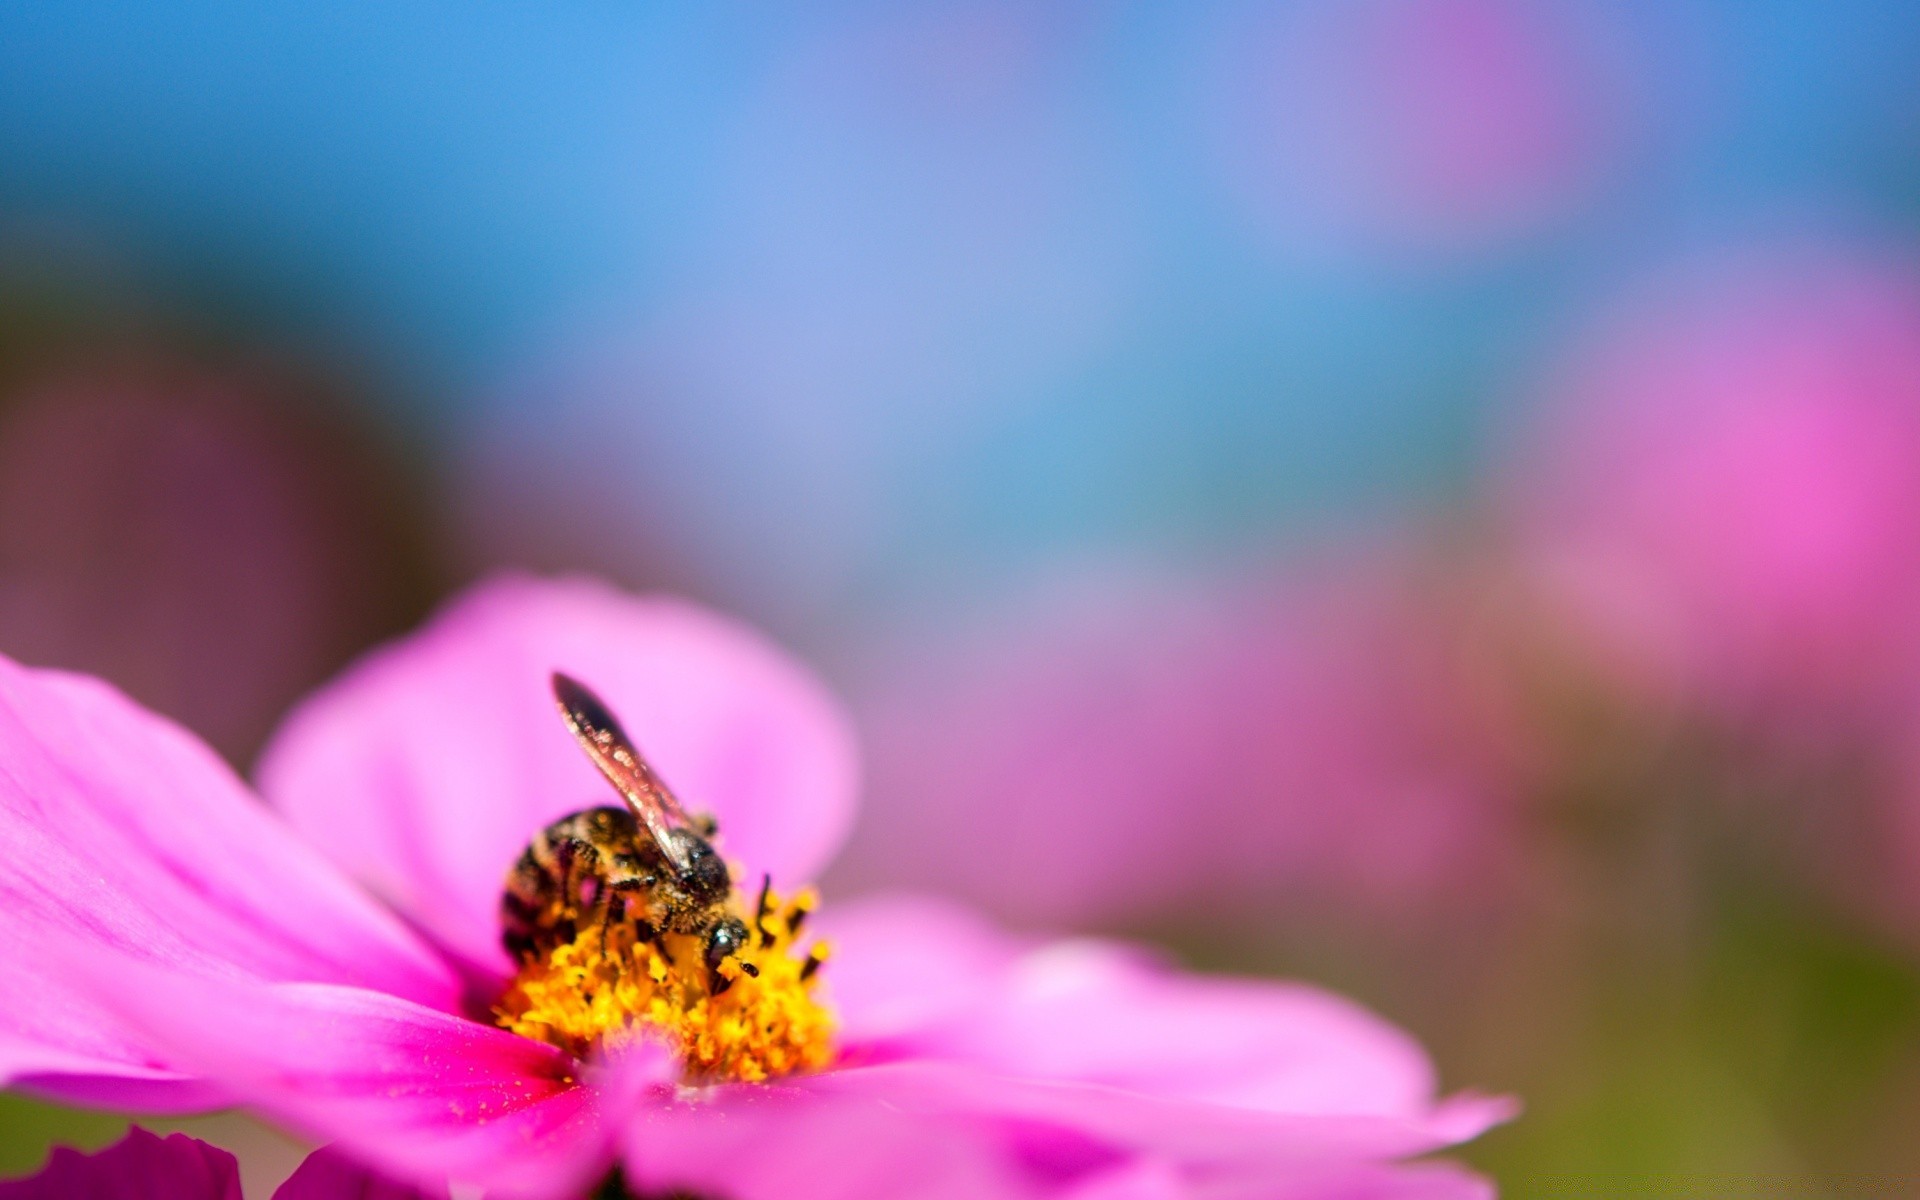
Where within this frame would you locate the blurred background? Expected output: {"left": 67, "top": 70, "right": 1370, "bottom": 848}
{"left": 6, "top": 1, "right": 1920, "bottom": 1194}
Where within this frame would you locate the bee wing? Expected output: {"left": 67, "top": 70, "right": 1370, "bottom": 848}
{"left": 550, "top": 672, "right": 698, "bottom": 874}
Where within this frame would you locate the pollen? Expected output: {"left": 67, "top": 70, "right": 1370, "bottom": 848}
{"left": 494, "top": 885, "right": 835, "bottom": 1084}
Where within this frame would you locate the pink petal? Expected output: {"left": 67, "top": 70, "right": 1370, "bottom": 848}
{"left": 815, "top": 894, "right": 1028, "bottom": 1042}
{"left": 0, "top": 660, "right": 458, "bottom": 1105}
{"left": 272, "top": 1146, "right": 450, "bottom": 1200}
{"left": 814, "top": 1063, "right": 1505, "bottom": 1170}
{"left": 622, "top": 1085, "right": 1046, "bottom": 1200}
{"left": 1062, "top": 1158, "right": 1495, "bottom": 1200}
{"left": 817, "top": 897, "right": 1511, "bottom": 1167}
{"left": 46, "top": 947, "right": 626, "bottom": 1200}
{"left": 258, "top": 575, "right": 859, "bottom": 976}
{"left": 1056, "top": 1160, "right": 1190, "bottom": 1200}
{"left": 0, "top": 1127, "right": 242, "bottom": 1200}
{"left": 1258, "top": 1162, "right": 1497, "bottom": 1200}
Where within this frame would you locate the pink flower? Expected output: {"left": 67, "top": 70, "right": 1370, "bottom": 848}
{"left": 0, "top": 354, "right": 433, "bottom": 764}
{"left": 1504, "top": 245, "right": 1920, "bottom": 741}
{"left": 1494, "top": 244, "right": 1920, "bottom": 950}
{"left": 0, "top": 1127, "right": 438, "bottom": 1200}
{"left": 0, "top": 576, "right": 1508, "bottom": 1198}
{"left": 840, "top": 558, "right": 1525, "bottom": 930}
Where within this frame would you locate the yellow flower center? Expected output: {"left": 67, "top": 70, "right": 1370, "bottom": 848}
{"left": 495, "top": 885, "right": 836, "bottom": 1084}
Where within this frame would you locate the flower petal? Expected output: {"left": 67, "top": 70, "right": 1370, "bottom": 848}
{"left": 45, "top": 946, "right": 625, "bottom": 1200}
{"left": 0, "top": 660, "right": 459, "bottom": 1104}
{"left": 622, "top": 1085, "right": 1046, "bottom": 1200}
{"left": 813, "top": 1063, "right": 1504, "bottom": 1171}
{"left": 815, "top": 894, "right": 1026, "bottom": 1042}
{"left": 0, "top": 1127, "right": 242, "bottom": 1200}
{"left": 817, "top": 897, "right": 1511, "bottom": 1168}
{"left": 258, "top": 575, "right": 859, "bottom": 975}
{"left": 1061, "top": 1157, "right": 1495, "bottom": 1200}
{"left": 272, "top": 1146, "right": 450, "bottom": 1200}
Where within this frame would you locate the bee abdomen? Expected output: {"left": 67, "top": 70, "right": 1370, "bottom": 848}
{"left": 500, "top": 807, "right": 650, "bottom": 965}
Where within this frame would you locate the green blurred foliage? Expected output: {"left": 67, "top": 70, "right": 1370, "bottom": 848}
{"left": 1450, "top": 856, "right": 1920, "bottom": 1196}
{"left": 0, "top": 1093, "right": 125, "bottom": 1178}
{"left": 0, "top": 1095, "right": 311, "bottom": 1195}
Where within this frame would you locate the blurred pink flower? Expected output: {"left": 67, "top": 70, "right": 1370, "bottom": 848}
{"left": 1504, "top": 246, "right": 1920, "bottom": 741}
{"left": 0, "top": 1127, "right": 438, "bottom": 1200}
{"left": 839, "top": 556, "right": 1525, "bottom": 930}
{"left": 0, "top": 576, "right": 1506, "bottom": 1198}
{"left": 0, "top": 356, "right": 435, "bottom": 762}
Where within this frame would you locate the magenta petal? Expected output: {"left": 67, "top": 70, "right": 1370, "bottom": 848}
{"left": 1055, "top": 1160, "right": 1188, "bottom": 1200}
{"left": 0, "top": 1127, "right": 242, "bottom": 1200}
{"left": 815, "top": 1063, "right": 1505, "bottom": 1169}
{"left": 818, "top": 898, "right": 1511, "bottom": 1168}
{"left": 1062, "top": 1158, "right": 1495, "bottom": 1200}
{"left": 1253, "top": 1161, "right": 1497, "bottom": 1200}
{"left": 50, "top": 949, "right": 619, "bottom": 1200}
{"left": 817, "top": 894, "right": 1026, "bottom": 1042}
{"left": 623, "top": 1086, "right": 1044, "bottom": 1200}
{"left": 272, "top": 1146, "right": 450, "bottom": 1200}
{"left": 0, "top": 660, "right": 459, "bottom": 1102}
{"left": 258, "top": 575, "right": 859, "bottom": 975}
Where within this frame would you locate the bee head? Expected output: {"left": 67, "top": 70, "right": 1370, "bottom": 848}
{"left": 704, "top": 916, "right": 751, "bottom": 993}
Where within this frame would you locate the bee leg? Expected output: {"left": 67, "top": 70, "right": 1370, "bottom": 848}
{"left": 600, "top": 891, "right": 624, "bottom": 960}
{"left": 604, "top": 879, "right": 655, "bottom": 962}
{"left": 553, "top": 837, "right": 611, "bottom": 955}
{"left": 560, "top": 838, "right": 602, "bottom": 907}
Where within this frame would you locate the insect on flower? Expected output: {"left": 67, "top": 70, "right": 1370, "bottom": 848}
{"left": 0, "top": 576, "right": 1510, "bottom": 1198}
{"left": 503, "top": 672, "right": 751, "bottom": 991}
{"left": 496, "top": 672, "right": 834, "bottom": 1078}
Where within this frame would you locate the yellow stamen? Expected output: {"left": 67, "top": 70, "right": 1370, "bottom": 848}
{"left": 495, "top": 886, "right": 836, "bottom": 1084}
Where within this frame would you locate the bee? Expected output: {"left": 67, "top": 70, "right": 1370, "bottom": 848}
{"left": 502, "top": 672, "right": 752, "bottom": 992}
